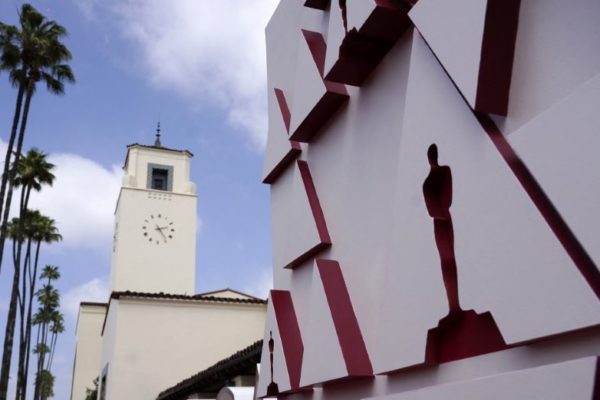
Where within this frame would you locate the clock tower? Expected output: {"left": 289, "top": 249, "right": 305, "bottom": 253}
{"left": 110, "top": 133, "right": 197, "bottom": 294}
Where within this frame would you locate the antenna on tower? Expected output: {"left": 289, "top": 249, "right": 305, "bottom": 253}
{"left": 154, "top": 121, "right": 162, "bottom": 147}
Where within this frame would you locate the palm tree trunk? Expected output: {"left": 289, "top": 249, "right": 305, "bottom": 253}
{"left": 0, "top": 244, "right": 22, "bottom": 400}
{"left": 15, "top": 238, "right": 32, "bottom": 400}
{"left": 0, "top": 83, "right": 25, "bottom": 276}
{"left": 0, "top": 81, "right": 34, "bottom": 400}
{"left": 33, "top": 319, "right": 48, "bottom": 400}
{"left": 47, "top": 332, "right": 57, "bottom": 371}
{"left": 0, "top": 79, "right": 31, "bottom": 277}
{"left": 32, "top": 325, "right": 41, "bottom": 400}
{"left": 22, "top": 241, "right": 41, "bottom": 400}
{"left": 13, "top": 177, "right": 29, "bottom": 400}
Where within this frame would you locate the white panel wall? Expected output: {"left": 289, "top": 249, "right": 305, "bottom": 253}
{"left": 261, "top": 0, "right": 600, "bottom": 399}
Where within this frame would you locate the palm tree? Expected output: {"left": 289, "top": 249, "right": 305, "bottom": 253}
{"left": 0, "top": 3, "right": 74, "bottom": 282}
{"left": 14, "top": 212, "right": 61, "bottom": 400}
{"left": 32, "top": 266, "right": 61, "bottom": 400}
{"left": 0, "top": 21, "right": 25, "bottom": 241}
{"left": 14, "top": 149, "right": 55, "bottom": 215}
{"left": 0, "top": 149, "right": 55, "bottom": 400}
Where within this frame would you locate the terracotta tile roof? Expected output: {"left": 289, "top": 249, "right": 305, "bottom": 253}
{"left": 194, "top": 287, "right": 266, "bottom": 302}
{"left": 110, "top": 290, "right": 267, "bottom": 304}
{"left": 101, "top": 291, "right": 266, "bottom": 335}
{"left": 126, "top": 143, "right": 193, "bottom": 156}
{"left": 156, "top": 340, "right": 263, "bottom": 400}
{"left": 123, "top": 143, "right": 193, "bottom": 168}
{"left": 79, "top": 301, "right": 108, "bottom": 307}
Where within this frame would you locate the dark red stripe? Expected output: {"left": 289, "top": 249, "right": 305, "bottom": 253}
{"left": 475, "top": 0, "right": 521, "bottom": 115}
{"left": 302, "top": 30, "right": 327, "bottom": 77}
{"left": 285, "top": 161, "right": 331, "bottom": 268}
{"left": 316, "top": 259, "right": 373, "bottom": 376}
{"left": 593, "top": 357, "right": 600, "bottom": 400}
{"left": 263, "top": 88, "right": 301, "bottom": 184}
{"left": 271, "top": 290, "right": 304, "bottom": 390}
{"left": 297, "top": 160, "right": 331, "bottom": 244}
{"left": 274, "top": 88, "right": 292, "bottom": 133}
{"left": 304, "top": 0, "right": 329, "bottom": 10}
{"left": 476, "top": 113, "right": 600, "bottom": 299}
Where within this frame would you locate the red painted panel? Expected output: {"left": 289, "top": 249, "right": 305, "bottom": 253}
{"left": 317, "top": 259, "right": 373, "bottom": 376}
{"left": 274, "top": 88, "right": 292, "bottom": 133}
{"left": 297, "top": 160, "right": 331, "bottom": 245}
{"left": 593, "top": 357, "right": 600, "bottom": 400}
{"left": 285, "top": 161, "right": 331, "bottom": 269}
{"left": 304, "top": 0, "right": 330, "bottom": 10}
{"left": 475, "top": 0, "right": 521, "bottom": 115}
{"left": 425, "top": 310, "right": 506, "bottom": 363}
{"left": 271, "top": 290, "right": 304, "bottom": 391}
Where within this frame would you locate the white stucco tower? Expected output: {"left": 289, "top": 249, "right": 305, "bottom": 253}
{"left": 110, "top": 137, "right": 197, "bottom": 294}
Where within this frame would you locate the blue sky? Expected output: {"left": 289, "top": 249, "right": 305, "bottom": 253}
{"left": 0, "top": 0, "right": 278, "bottom": 397}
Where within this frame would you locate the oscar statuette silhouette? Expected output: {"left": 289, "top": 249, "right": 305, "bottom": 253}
{"left": 423, "top": 144, "right": 505, "bottom": 363}
{"left": 266, "top": 331, "right": 280, "bottom": 397}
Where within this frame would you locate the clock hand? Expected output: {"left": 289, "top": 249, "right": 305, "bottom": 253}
{"left": 155, "top": 225, "right": 167, "bottom": 240}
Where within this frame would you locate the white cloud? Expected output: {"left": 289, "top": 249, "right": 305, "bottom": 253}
{"left": 78, "top": 0, "right": 278, "bottom": 149}
{"left": 28, "top": 153, "right": 122, "bottom": 250}
{"left": 62, "top": 277, "right": 109, "bottom": 319}
{"left": 243, "top": 268, "right": 272, "bottom": 299}
{"left": 0, "top": 139, "right": 123, "bottom": 251}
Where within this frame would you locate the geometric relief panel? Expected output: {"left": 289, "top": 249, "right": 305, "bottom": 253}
{"left": 409, "top": 0, "right": 520, "bottom": 115}
{"left": 491, "top": 0, "right": 600, "bottom": 135}
{"left": 363, "top": 356, "right": 599, "bottom": 400}
{"left": 508, "top": 73, "right": 600, "bottom": 289}
{"left": 263, "top": 88, "right": 302, "bottom": 184}
{"left": 323, "top": 0, "right": 412, "bottom": 86}
{"left": 271, "top": 161, "right": 331, "bottom": 270}
{"left": 256, "top": 290, "right": 303, "bottom": 397}
{"left": 373, "top": 33, "right": 600, "bottom": 374}
{"left": 263, "top": 0, "right": 304, "bottom": 183}
{"left": 288, "top": 30, "right": 349, "bottom": 143}
{"left": 301, "top": 260, "right": 372, "bottom": 387}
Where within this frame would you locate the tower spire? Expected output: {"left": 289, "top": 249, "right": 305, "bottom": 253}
{"left": 154, "top": 122, "right": 162, "bottom": 147}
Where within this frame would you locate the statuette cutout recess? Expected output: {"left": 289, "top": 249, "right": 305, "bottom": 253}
{"left": 422, "top": 144, "right": 506, "bottom": 363}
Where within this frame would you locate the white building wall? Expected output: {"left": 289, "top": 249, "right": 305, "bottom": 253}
{"left": 98, "top": 303, "right": 119, "bottom": 400}
{"left": 110, "top": 145, "right": 197, "bottom": 294}
{"left": 102, "top": 298, "right": 266, "bottom": 400}
{"left": 123, "top": 146, "right": 195, "bottom": 194}
{"left": 70, "top": 304, "right": 107, "bottom": 400}
{"left": 110, "top": 188, "right": 197, "bottom": 294}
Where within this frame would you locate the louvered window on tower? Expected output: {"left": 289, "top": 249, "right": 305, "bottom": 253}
{"left": 147, "top": 163, "right": 173, "bottom": 191}
{"left": 152, "top": 168, "right": 168, "bottom": 190}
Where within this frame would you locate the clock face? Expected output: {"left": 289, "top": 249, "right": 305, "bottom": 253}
{"left": 142, "top": 213, "right": 175, "bottom": 245}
